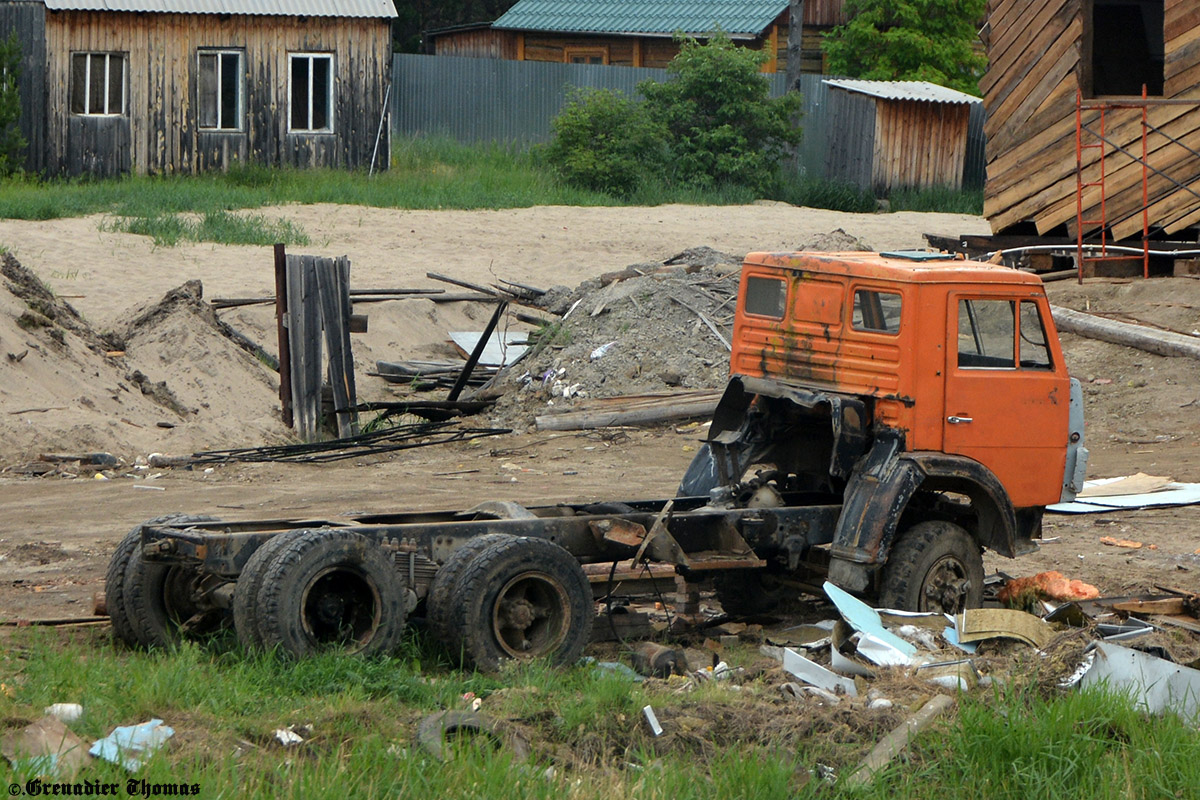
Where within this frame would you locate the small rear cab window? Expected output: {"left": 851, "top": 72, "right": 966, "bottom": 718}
{"left": 744, "top": 276, "right": 786, "bottom": 318}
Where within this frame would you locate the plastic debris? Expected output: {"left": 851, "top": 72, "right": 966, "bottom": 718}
{"left": 642, "top": 705, "right": 664, "bottom": 737}
{"left": 43, "top": 703, "right": 83, "bottom": 723}
{"left": 782, "top": 647, "right": 858, "bottom": 697}
{"left": 89, "top": 719, "right": 174, "bottom": 771}
{"left": 823, "top": 582, "right": 916, "bottom": 665}
{"left": 2, "top": 716, "right": 90, "bottom": 779}
{"left": 1079, "top": 642, "right": 1200, "bottom": 725}
{"left": 274, "top": 728, "right": 304, "bottom": 747}
{"left": 589, "top": 341, "right": 617, "bottom": 361}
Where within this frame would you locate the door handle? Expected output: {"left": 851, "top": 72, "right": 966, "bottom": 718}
{"left": 947, "top": 416, "right": 973, "bottom": 424}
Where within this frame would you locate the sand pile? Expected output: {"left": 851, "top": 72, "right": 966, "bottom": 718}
{"left": 0, "top": 254, "right": 288, "bottom": 466}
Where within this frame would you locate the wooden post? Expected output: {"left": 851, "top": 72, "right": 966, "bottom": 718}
{"left": 786, "top": 0, "right": 805, "bottom": 92}
{"left": 273, "top": 243, "right": 293, "bottom": 429}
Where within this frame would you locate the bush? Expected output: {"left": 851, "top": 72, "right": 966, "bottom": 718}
{"left": 542, "top": 88, "right": 666, "bottom": 197}
{"left": 640, "top": 33, "right": 802, "bottom": 193}
{"left": 0, "top": 29, "right": 27, "bottom": 177}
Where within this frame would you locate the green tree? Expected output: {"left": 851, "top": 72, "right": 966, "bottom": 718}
{"left": 0, "top": 29, "right": 26, "bottom": 176}
{"left": 640, "top": 33, "right": 802, "bottom": 193}
{"left": 822, "top": 0, "right": 986, "bottom": 96}
{"left": 542, "top": 87, "right": 666, "bottom": 197}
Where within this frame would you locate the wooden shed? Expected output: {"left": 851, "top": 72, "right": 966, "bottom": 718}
{"left": 822, "top": 79, "right": 980, "bottom": 192}
{"left": 983, "top": 0, "right": 1200, "bottom": 240}
{"left": 428, "top": 0, "right": 848, "bottom": 75}
{"left": 1, "top": 0, "right": 396, "bottom": 177}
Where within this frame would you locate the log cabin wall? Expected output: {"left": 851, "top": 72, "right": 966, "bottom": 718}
{"left": 984, "top": 0, "right": 1200, "bottom": 240}
{"left": 432, "top": 28, "right": 518, "bottom": 59}
{"left": 42, "top": 9, "right": 392, "bottom": 177}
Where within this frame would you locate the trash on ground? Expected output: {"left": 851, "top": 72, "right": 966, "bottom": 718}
{"left": 916, "top": 659, "right": 980, "bottom": 691}
{"left": 1079, "top": 642, "right": 1200, "bottom": 725}
{"left": 415, "top": 710, "right": 530, "bottom": 761}
{"left": 88, "top": 719, "right": 173, "bottom": 771}
{"left": 1100, "top": 536, "right": 1144, "bottom": 549}
{"left": 782, "top": 647, "right": 859, "bottom": 697}
{"left": 1, "top": 716, "right": 90, "bottom": 779}
{"left": 43, "top": 703, "right": 83, "bottom": 723}
{"left": 997, "top": 571, "right": 1101, "bottom": 604}
{"left": 1048, "top": 475, "right": 1200, "bottom": 513}
{"left": 273, "top": 727, "right": 305, "bottom": 747}
{"left": 642, "top": 705, "right": 664, "bottom": 737}
{"left": 841, "top": 694, "right": 955, "bottom": 788}
{"left": 823, "top": 582, "right": 917, "bottom": 666}
{"left": 449, "top": 330, "right": 529, "bottom": 368}
{"left": 630, "top": 642, "right": 688, "bottom": 678}
{"left": 956, "top": 607, "right": 1055, "bottom": 649}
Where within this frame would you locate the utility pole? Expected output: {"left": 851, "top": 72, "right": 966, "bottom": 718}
{"left": 786, "top": 0, "right": 805, "bottom": 94}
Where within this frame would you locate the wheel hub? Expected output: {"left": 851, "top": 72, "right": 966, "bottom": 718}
{"left": 920, "top": 555, "right": 972, "bottom": 613}
{"left": 491, "top": 572, "right": 569, "bottom": 659}
{"left": 300, "top": 566, "right": 381, "bottom": 651}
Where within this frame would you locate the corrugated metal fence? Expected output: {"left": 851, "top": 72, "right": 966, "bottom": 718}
{"left": 392, "top": 54, "right": 985, "bottom": 188}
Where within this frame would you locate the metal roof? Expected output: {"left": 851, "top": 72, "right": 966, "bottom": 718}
{"left": 41, "top": 0, "right": 397, "bottom": 18}
{"left": 493, "top": 0, "right": 787, "bottom": 36}
{"left": 821, "top": 79, "right": 981, "bottom": 105}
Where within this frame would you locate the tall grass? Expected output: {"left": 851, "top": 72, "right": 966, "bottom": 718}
{"left": 0, "top": 136, "right": 980, "bottom": 227}
{"left": 3, "top": 628, "right": 1197, "bottom": 799}
{"left": 888, "top": 185, "right": 984, "bottom": 215}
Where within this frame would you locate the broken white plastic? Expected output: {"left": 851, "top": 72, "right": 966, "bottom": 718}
{"left": 642, "top": 705, "right": 663, "bottom": 737}
{"left": 783, "top": 647, "right": 858, "bottom": 697}
{"left": 1080, "top": 642, "right": 1200, "bottom": 725}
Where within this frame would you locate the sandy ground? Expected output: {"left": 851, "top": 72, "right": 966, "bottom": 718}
{"left": 1, "top": 203, "right": 1199, "bottom": 621}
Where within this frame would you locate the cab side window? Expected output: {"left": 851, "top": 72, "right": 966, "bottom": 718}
{"left": 1018, "top": 301, "right": 1053, "bottom": 369}
{"left": 957, "top": 299, "right": 1015, "bottom": 368}
{"left": 852, "top": 289, "right": 902, "bottom": 333}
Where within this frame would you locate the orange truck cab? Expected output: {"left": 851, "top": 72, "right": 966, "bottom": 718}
{"left": 679, "top": 251, "right": 1087, "bottom": 610}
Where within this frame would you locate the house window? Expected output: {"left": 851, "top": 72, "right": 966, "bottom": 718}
{"left": 290, "top": 53, "right": 333, "bottom": 133}
{"left": 564, "top": 47, "right": 607, "bottom": 65}
{"left": 1086, "top": 0, "right": 1164, "bottom": 96}
{"left": 70, "top": 52, "right": 125, "bottom": 115}
{"left": 198, "top": 50, "right": 243, "bottom": 131}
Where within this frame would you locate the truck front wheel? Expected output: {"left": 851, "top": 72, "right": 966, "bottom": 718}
{"left": 878, "top": 521, "right": 983, "bottom": 614}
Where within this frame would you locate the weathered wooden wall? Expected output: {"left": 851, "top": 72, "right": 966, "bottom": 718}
{"left": 42, "top": 9, "right": 392, "bottom": 177}
{"left": 984, "top": 0, "right": 1200, "bottom": 239}
{"left": 432, "top": 28, "right": 518, "bottom": 59}
{"left": 824, "top": 87, "right": 876, "bottom": 188}
{"left": 0, "top": 0, "right": 47, "bottom": 173}
{"left": 873, "top": 100, "right": 970, "bottom": 191}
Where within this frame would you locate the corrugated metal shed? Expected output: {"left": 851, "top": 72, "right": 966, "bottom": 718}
{"left": 822, "top": 79, "right": 981, "bottom": 105}
{"left": 40, "top": 0, "right": 397, "bottom": 18}
{"left": 493, "top": 0, "right": 786, "bottom": 37}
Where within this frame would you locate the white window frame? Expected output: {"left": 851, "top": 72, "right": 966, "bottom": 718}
{"left": 71, "top": 52, "right": 126, "bottom": 116}
{"left": 288, "top": 52, "right": 334, "bottom": 134}
{"left": 197, "top": 49, "right": 245, "bottom": 132}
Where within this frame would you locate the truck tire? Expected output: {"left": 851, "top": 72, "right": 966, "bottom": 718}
{"left": 105, "top": 527, "right": 146, "bottom": 648}
{"left": 426, "top": 534, "right": 513, "bottom": 648}
{"left": 232, "top": 530, "right": 307, "bottom": 652}
{"left": 449, "top": 536, "right": 592, "bottom": 672}
{"left": 712, "top": 569, "right": 789, "bottom": 617}
{"left": 256, "top": 529, "right": 407, "bottom": 658}
{"left": 121, "top": 515, "right": 218, "bottom": 649}
{"left": 878, "top": 521, "right": 983, "bottom": 613}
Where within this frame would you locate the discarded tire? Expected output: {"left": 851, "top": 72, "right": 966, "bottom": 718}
{"left": 415, "top": 710, "right": 529, "bottom": 761}
{"left": 878, "top": 520, "right": 983, "bottom": 613}
{"left": 105, "top": 527, "right": 147, "bottom": 648}
{"left": 425, "top": 533, "right": 513, "bottom": 648}
{"left": 232, "top": 530, "right": 307, "bottom": 651}
{"left": 449, "top": 536, "right": 592, "bottom": 671}
{"left": 256, "top": 529, "right": 408, "bottom": 658}
{"left": 120, "top": 515, "right": 218, "bottom": 649}
{"left": 711, "top": 569, "right": 789, "bottom": 617}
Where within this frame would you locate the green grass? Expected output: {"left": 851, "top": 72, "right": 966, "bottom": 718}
{"left": 100, "top": 210, "right": 311, "bottom": 247}
{"left": 888, "top": 185, "right": 984, "bottom": 215}
{"left": 3, "top": 628, "right": 1197, "bottom": 799}
{"left": 0, "top": 136, "right": 979, "bottom": 234}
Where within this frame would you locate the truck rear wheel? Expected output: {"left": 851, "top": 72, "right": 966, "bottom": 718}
{"left": 426, "top": 534, "right": 513, "bottom": 648}
{"left": 449, "top": 536, "right": 592, "bottom": 672}
{"left": 256, "top": 529, "right": 408, "bottom": 658}
{"left": 233, "top": 530, "right": 307, "bottom": 652}
{"left": 118, "top": 515, "right": 218, "bottom": 648}
{"left": 878, "top": 521, "right": 983, "bottom": 613}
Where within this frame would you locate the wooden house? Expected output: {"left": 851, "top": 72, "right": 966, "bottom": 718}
{"left": 428, "top": 0, "right": 849, "bottom": 75}
{"left": 823, "top": 79, "right": 981, "bottom": 192}
{"left": 984, "top": 0, "right": 1200, "bottom": 241}
{"left": 0, "top": 0, "right": 396, "bottom": 177}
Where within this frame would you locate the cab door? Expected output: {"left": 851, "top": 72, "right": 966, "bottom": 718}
{"left": 942, "top": 293, "right": 1069, "bottom": 507}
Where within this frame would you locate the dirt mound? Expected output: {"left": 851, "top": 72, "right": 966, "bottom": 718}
{"left": 798, "top": 228, "right": 872, "bottom": 252}
{"left": 0, "top": 256, "right": 288, "bottom": 466}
